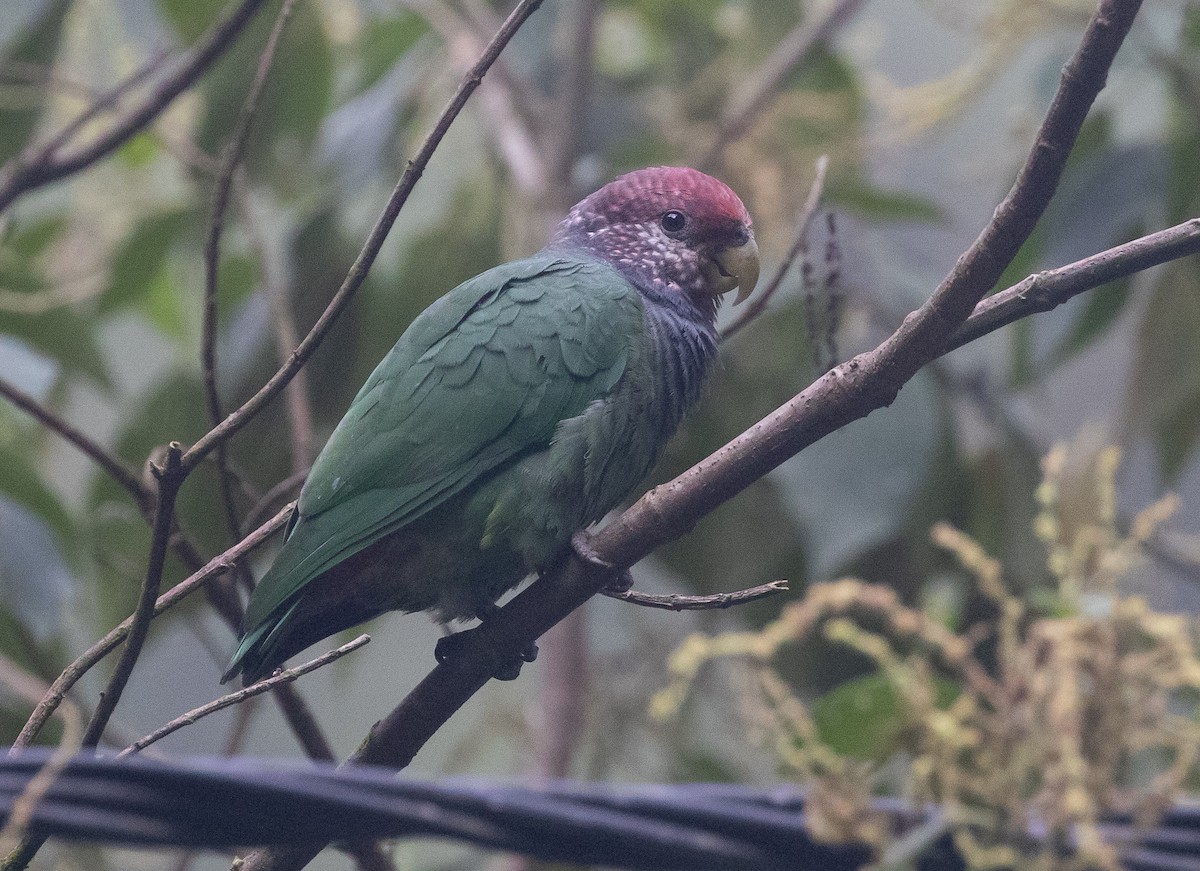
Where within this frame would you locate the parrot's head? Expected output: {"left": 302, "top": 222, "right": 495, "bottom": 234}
{"left": 553, "top": 167, "right": 759, "bottom": 319}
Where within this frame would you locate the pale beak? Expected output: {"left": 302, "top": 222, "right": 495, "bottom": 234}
{"left": 710, "top": 236, "right": 760, "bottom": 305}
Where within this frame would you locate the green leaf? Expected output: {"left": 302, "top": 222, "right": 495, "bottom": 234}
{"left": 1184, "top": 3, "right": 1200, "bottom": 49}
{"left": 0, "top": 214, "right": 65, "bottom": 294}
{"left": 358, "top": 12, "right": 428, "bottom": 91}
{"left": 826, "top": 177, "right": 943, "bottom": 222}
{"left": 0, "top": 444, "right": 73, "bottom": 545}
{"left": 100, "top": 211, "right": 189, "bottom": 313}
{"left": 1128, "top": 257, "right": 1200, "bottom": 482}
{"left": 116, "top": 131, "right": 161, "bottom": 169}
{"left": 0, "top": 495, "right": 74, "bottom": 641}
{"left": 156, "top": 0, "right": 227, "bottom": 42}
{"left": 0, "top": 0, "right": 71, "bottom": 164}
{"left": 0, "top": 308, "right": 111, "bottom": 387}
{"left": 1, "top": 214, "right": 65, "bottom": 257}
{"left": 1047, "top": 278, "right": 1131, "bottom": 366}
{"left": 812, "top": 672, "right": 958, "bottom": 761}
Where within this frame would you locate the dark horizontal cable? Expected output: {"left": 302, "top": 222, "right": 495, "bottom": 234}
{"left": 4, "top": 750, "right": 1200, "bottom": 870}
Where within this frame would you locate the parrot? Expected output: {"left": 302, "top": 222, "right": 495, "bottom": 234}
{"left": 221, "top": 166, "right": 759, "bottom": 684}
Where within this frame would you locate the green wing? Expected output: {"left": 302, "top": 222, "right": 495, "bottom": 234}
{"left": 239, "top": 252, "right": 642, "bottom": 635}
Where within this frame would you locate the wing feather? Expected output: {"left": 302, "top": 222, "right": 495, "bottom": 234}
{"left": 240, "top": 252, "right": 642, "bottom": 631}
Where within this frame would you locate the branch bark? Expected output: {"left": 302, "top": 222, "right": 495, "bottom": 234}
{"left": 0, "top": 0, "right": 271, "bottom": 214}
{"left": 603, "top": 579, "right": 790, "bottom": 611}
{"left": 944, "top": 216, "right": 1200, "bottom": 353}
{"left": 236, "top": 2, "right": 1146, "bottom": 869}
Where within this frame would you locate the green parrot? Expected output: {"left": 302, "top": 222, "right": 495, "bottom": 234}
{"left": 222, "top": 166, "right": 758, "bottom": 684}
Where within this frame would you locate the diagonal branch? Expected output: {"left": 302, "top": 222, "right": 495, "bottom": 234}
{"left": 0, "top": 377, "right": 150, "bottom": 513}
{"left": 945, "top": 216, "right": 1200, "bottom": 353}
{"left": 79, "top": 445, "right": 185, "bottom": 749}
{"left": 0, "top": 0, "right": 271, "bottom": 215}
{"left": 10, "top": 504, "right": 293, "bottom": 751}
{"left": 180, "top": 0, "right": 547, "bottom": 475}
{"left": 118, "top": 635, "right": 370, "bottom": 757}
{"left": 5, "top": 445, "right": 189, "bottom": 871}
{"left": 0, "top": 373, "right": 332, "bottom": 761}
{"left": 235, "top": 3, "right": 1146, "bottom": 869}
{"left": 202, "top": 0, "right": 303, "bottom": 545}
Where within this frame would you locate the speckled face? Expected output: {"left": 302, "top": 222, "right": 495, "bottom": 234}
{"left": 552, "top": 167, "right": 756, "bottom": 303}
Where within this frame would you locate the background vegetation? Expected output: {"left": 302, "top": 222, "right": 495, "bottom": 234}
{"left": 2, "top": 0, "right": 1200, "bottom": 868}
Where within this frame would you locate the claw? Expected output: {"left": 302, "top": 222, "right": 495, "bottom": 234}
{"left": 434, "top": 608, "right": 538, "bottom": 681}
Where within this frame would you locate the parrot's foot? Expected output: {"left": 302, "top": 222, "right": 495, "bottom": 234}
{"left": 571, "top": 532, "right": 634, "bottom": 593}
{"left": 434, "top": 608, "right": 538, "bottom": 681}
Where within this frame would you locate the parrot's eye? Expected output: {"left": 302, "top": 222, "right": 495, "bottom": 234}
{"left": 660, "top": 210, "right": 688, "bottom": 233}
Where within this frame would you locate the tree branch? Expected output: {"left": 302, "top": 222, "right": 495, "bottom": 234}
{"left": 80, "top": 444, "right": 185, "bottom": 748}
{"left": 945, "top": 215, "right": 1200, "bottom": 353}
{"left": 5, "top": 445, "right": 190, "bottom": 870}
{"left": 602, "top": 579, "right": 789, "bottom": 611}
{"left": 0, "top": 377, "right": 150, "bottom": 513}
{"left": 0, "top": 0, "right": 271, "bottom": 215}
{"left": 235, "top": 8, "right": 1146, "bottom": 870}
{"left": 202, "top": 0, "right": 302, "bottom": 546}
{"left": 118, "top": 635, "right": 369, "bottom": 757}
{"left": 179, "top": 0, "right": 547, "bottom": 475}
{"left": 0, "top": 372, "right": 333, "bottom": 760}
{"left": 28, "top": 49, "right": 172, "bottom": 170}
{"left": 9, "top": 504, "right": 293, "bottom": 751}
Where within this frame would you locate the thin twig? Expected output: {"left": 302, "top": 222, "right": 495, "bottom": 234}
{"left": 180, "top": 0, "right": 548, "bottom": 475}
{"left": 236, "top": 182, "right": 316, "bottom": 474}
{"left": 0, "top": 329, "right": 331, "bottom": 764}
{"left": 721, "top": 155, "right": 829, "bottom": 341}
{"left": 32, "top": 48, "right": 171, "bottom": 164}
{"left": 0, "top": 377, "right": 334, "bottom": 764}
{"left": 436, "top": 3, "right": 546, "bottom": 199}
{"left": 602, "top": 580, "right": 789, "bottom": 611}
{"left": 0, "top": 653, "right": 84, "bottom": 868}
{"left": 0, "top": 377, "right": 150, "bottom": 512}
{"left": 945, "top": 215, "right": 1200, "bottom": 353}
{"left": 10, "top": 504, "right": 293, "bottom": 751}
{"left": 0, "top": 652, "right": 144, "bottom": 751}
{"left": 203, "top": 0, "right": 303, "bottom": 545}
{"left": 0, "top": 61, "right": 96, "bottom": 101}
{"left": 703, "top": 0, "right": 865, "bottom": 167}
{"left": 6, "top": 446, "right": 188, "bottom": 870}
{"left": 118, "top": 636, "right": 369, "bottom": 757}
{"left": 81, "top": 445, "right": 185, "bottom": 748}
{"left": 0, "top": 0, "right": 271, "bottom": 214}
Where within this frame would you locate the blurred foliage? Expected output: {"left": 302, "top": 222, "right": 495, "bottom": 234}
{"left": 0, "top": 0, "right": 1199, "bottom": 866}
{"left": 655, "top": 442, "right": 1196, "bottom": 870}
